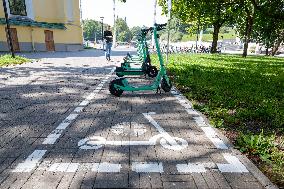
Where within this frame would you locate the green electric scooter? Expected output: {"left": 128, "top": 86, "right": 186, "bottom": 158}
{"left": 109, "top": 23, "right": 172, "bottom": 97}
{"left": 115, "top": 27, "right": 158, "bottom": 78}
{"left": 121, "top": 28, "right": 151, "bottom": 63}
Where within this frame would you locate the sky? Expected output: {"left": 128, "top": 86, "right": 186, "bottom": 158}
{"left": 81, "top": 0, "right": 168, "bottom": 28}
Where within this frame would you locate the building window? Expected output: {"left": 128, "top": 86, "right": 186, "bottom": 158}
{"left": 8, "top": 0, "right": 27, "bottom": 16}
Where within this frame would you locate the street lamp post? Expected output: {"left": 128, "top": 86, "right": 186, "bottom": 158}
{"left": 152, "top": 0, "right": 157, "bottom": 49}
{"left": 2, "top": 0, "right": 15, "bottom": 58}
{"left": 113, "top": 0, "right": 116, "bottom": 48}
{"left": 100, "top": 16, "right": 104, "bottom": 50}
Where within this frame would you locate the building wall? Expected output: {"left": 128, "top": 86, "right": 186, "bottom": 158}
{"left": 0, "top": 0, "right": 83, "bottom": 52}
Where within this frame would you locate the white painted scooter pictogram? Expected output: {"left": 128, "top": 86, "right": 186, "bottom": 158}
{"left": 78, "top": 112, "right": 188, "bottom": 151}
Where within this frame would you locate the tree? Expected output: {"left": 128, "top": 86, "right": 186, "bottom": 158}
{"left": 234, "top": 0, "right": 255, "bottom": 57}
{"left": 115, "top": 18, "right": 133, "bottom": 42}
{"left": 130, "top": 26, "right": 142, "bottom": 41}
{"left": 158, "top": 0, "right": 236, "bottom": 53}
{"left": 82, "top": 19, "right": 109, "bottom": 42}
{"left": 251, "top": 0, "right": 284, "bottom": 56}
{"left": 235, "top": 0, "right": 284, "bottom": 57}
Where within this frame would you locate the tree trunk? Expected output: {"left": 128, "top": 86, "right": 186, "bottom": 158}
{"left": 242, "top": 13, "right": 254, "bottom": 58}
{"left": 211, "top": 23, "right": 221, "bottom": 53}
{"left": 266, "top": 47, "right": 269, "bottom": 56}
{"left": 271, "top": 32, "right": 284, "bottom": 56}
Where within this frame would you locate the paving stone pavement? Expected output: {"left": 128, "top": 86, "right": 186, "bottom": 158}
{"left": 0, "top": 50, "right": 277, "bottom": 189}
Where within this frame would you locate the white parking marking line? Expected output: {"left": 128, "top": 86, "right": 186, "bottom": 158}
{"left": 74, "top": 107, "right": 84, "bottom": 113}
{"left": 201, "top": 127, "right": 228, "bottom": 149}
{"left": 55, "top": 122, "right": 70, "bottom": 130}
{"left": 193, "top": 116, "right": 208, "bottom": 127}
{"left": 93, "top": 89, "right": 100, "bottom": 93}
{"left": 217, "top": 154, "right": 249, "bottom": 173}
{"left": 92, "top": 163, "right": 121, "bottom": 173}
{"left": 48, "top": 163, "right": 80, "bottom": 172}
{"left": 176, "top": 163, "right": 206, "bottom": 173}
{"left": 132, "top": 162, "right": 164, "bottom": 173}
{"left": 66, "top": 163, "right": 80, "bottom": 172}
{"left": 42, "top": 129, "right": 63, "bottom": 144}
{"left": 48, "top": 163, "right": 60, "bottom": 172}
{"left": 171, "top": 89, "right": 199, "bottom": 115}
{"left": 79, "top": 100, "right": 90, "bottom": 106}
{"left": 12, "top": 150, "right": 47, "bottom": 172}
{"left": 65, "top": 113, "right": 79, "bottom": 121}
{"left": 86, "top": 93, "right": 96, "bottom": 100}
{"left": 143, "top": 112, "right": 179, "bottom": 146}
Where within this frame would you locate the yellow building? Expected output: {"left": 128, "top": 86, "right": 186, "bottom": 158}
{"left": 0, "top": 0, "right": 83, "bottom": 52}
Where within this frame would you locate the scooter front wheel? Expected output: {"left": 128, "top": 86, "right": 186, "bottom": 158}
{"left": 109, "top": 79, "right": 124, "bottom": 97}
{"left": 161, "top": 78, "right": 172, "bottom": 92}
{"left": 147, "top": 66, "right": 158, "bottom": 78}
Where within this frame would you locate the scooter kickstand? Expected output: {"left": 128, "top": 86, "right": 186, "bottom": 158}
{"left": 156, "top": 86, "right": 161, "bottom": 94}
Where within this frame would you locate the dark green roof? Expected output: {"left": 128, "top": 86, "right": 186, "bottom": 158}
{"left": 0, "top": 18, "right": 66, "bottom": 30}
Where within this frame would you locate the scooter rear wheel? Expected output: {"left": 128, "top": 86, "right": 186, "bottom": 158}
{"left": 161, "top": 78, "right": 172, "bottom": 92}
{"left": 147, "top": 66, "right": 158, "bottom": 78}
{"left": 109, "top": 78, "right": 124, "bottom": 97}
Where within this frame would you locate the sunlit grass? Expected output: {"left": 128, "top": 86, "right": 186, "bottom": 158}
{"left": 0, "top": 54, "right": 30, "bottom": 67}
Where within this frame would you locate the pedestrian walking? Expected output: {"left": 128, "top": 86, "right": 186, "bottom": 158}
{"left": 103, "top": 26, "right": 113, "bottom": 61}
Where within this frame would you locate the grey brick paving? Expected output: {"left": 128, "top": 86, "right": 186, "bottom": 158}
{"left": 0, "top": 50, "right": 276, "bottom": 188}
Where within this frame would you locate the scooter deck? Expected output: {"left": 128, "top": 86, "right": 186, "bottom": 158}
{"left": 116, "top": 70, "right": 145, "bottom": 76}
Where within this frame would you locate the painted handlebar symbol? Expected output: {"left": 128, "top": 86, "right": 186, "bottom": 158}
{"left": 78, "top": 134, "right": 188, "bottom": 151}
{"left": 78, "top": 112, "right": 188, "bottom": 151}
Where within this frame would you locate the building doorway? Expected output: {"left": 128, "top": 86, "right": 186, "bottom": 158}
{"left": 44, "top": 30, "right": 55, "bottom": 51}
{"left": 6, "top": 28, "right": 20, "bottom": 52}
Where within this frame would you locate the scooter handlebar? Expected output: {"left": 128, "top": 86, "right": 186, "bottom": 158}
{"left": 141, "top": 27, "right": 153, "bottom": 34}
{"left": 140, "top": 23, "right": 167, "bottom": 36}
{"left": 155, "top": 23, "right": 167, "bottom": 31}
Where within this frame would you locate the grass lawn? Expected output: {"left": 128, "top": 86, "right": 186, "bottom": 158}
{"left": 0, "top": 54, "right": 30, "bottom": 67}
{"left": 155, "top": 54, "right": 284, "bottom": 187}
{"left": 182, "top": 32, "right": 236, "bottom": 42}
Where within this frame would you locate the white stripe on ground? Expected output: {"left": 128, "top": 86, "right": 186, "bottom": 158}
{"left": 92, "top": 163, "right": 121, "bottom": 173}
{"left": 201, "top": 127, "right": 228, "bottom": 149}
{"left": 170, "top": 90, "right": 199, "bottom": 115}
{"left": 48, "top": 163, "right": 80, "bottom": 173}
{"left": 42, "top": 129, "right": 63, "bottom": 144}
{"left": 176, "top": 163, "right": 206, "bottom": 173}
{"left": 42, "top": 67, "right": 115, "bottom": 145}
{"left": 12, "top": 150, "right": 47, "bottom": 172}
{"left": 217, "top": 154, "right": 249, "bottom": 173}
{"left": 143, "top": 112, "right": 179, "bottom": 147}
{"left": 193, "top": 116, "right": 208, "bottom": 127}
{"left": 132, "top": 162, "right": 164, "bottom": 173}
{"left": 74, "top": 107, "right": 84, "bottom": 113}
{"left": 79, "top": 100, "right": 90, "bottom": 106}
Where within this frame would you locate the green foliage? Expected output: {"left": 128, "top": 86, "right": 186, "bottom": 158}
{"left": 82, "top": 19, "right": 108, "bottom": 41}
{"left": 158, "top": 0, "right": 236, "bottom": 52}
{"left": 252, "top": 0, "right": 284, "bottom": 50}
{"left": 236, "top": 131, "right": 276, "bottom": 161}
{"left": 115, "top": 18, "right": 132, "bottom": 42}
{"left": 162, "top": 54, "right": 284, "bottom": 132}
{"left": 130, "top": 26, "right": 142, "bottom": 41}
{"left": 0, "top": 54, "right": 30, "bottom": 67}
{"left": 236, "top": 132, "right": 284, "bottom": 184}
